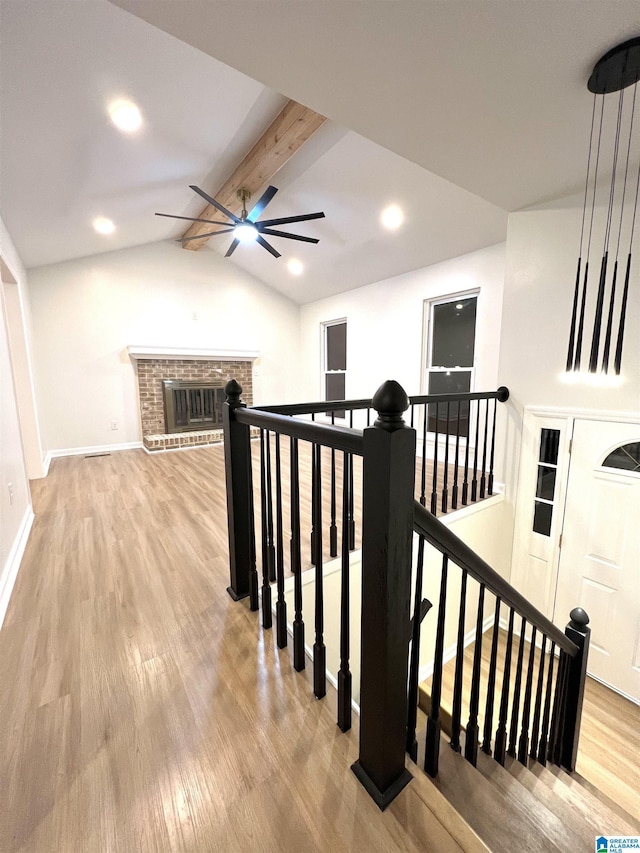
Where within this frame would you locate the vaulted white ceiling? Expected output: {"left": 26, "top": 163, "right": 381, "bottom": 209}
{"left": 2, "top": 0, "right": 639, "bottom": 304}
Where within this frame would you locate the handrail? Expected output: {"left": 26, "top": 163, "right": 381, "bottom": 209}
{"left": 234, "top": 406, "right": 364, "bottom": 455}
{"left": 257, "top": 386, "right": 509, "bottom": 416}
{"left": 413, "top": 500, "right": 578, "bottom": 657}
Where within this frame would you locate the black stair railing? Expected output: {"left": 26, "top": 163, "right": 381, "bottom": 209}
{"left": 259, "top": 386, "right": 509, "bottom": 517}
{"left": 411, "top": 500, "right": 591, "bottom": 783}
{"left": 222, "top": 377, "right": 591, "bottom": 814}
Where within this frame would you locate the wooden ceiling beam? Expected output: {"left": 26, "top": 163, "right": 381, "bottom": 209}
{"left": 182, "top": 99, "right": 326, "bottom": 251}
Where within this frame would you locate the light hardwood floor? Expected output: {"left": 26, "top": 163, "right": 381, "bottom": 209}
{"left": 0, "top": 446, "right": 487, "bottom": 853}
{"left": 2, "top": 444, "right": 635, "bottom": 852}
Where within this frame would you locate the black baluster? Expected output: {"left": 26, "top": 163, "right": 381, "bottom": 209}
{"left": 452, "top": 402, "right": 461, "bottom": 510}
{"left": 507, "top": 617, "right": 527, "bottom": 758}
{"left": 481, "top": 599, "right": 501, "bottom": 755}
{"left": 450, "top": 569, "right": 468, "bottom": 753}
{"left": 480, "top": 399, "right": 489, "bottom": 499}
{"left": 310, "top": 442, "right": 317, "bottom": 565}
{"left": 530, "top": 634, "right": 547, "bottom": 760}
{"left": 259, "top": 430, "right": 272, "bottom": 630}
{"left": 537, "top": 642, "right": 556, "bottom": 765}
{"left": 517, "top": 626, "right": 537, "bottom": 764}
{"left": 348, "top": 453, "right": 355, "bottom": 550}
{"left": 425, "top": 556, "right": 449, "bottom": 777}
{"left": 313, "top": 443, "right": 326, "bottom": 699}
{"left": 406, "top": 536, "right": 426, "bottom": 762}
{"left": 471, "top": 400, "right": 480, "bottom": 502}
{"left": 417, "top": 404, "right": 425, "bottom": 508}
{"left": 441, "top": 402, "right": 450, "bottom": 513}
{"left": 431, "top": 402, "right": 439, "bottom": 515}
{"left": 274, "top": 434, "right": 287, "bottom": 649}
{"left": 488, "top": 399, "right": 497, "bottom": 496}
{"left": 367, "top": 407, "right": 371, "bottom": 427}
{"left": 549, "top": 650, "right": 569, "bottom": 766}
{"left": 337, "top": 451, "right": 352, "bottom": 732}
{"left": 462, "top": 399, "right": 470, "bottom": 506}
{"left": 464, "top": 583, "right": 485, "bottom": 767}
{"left": 265, "top": 431, "right": 276, "bottom": 582}
{"left": 494, "top": 608, "right": 515, "bottom": 765}
{"left": 247, "top": 440, "right": 259, "bottom": 611}
{"left": 290, "top": 437, "right": 305, "bottom": 671}
{"left": 349, "top": 409, "right": 353, "bottom": 428}
{"left": 409, "top": 403, "right": 414, "bottom": 428}
{"left": 330, "top": 414, "right": 338, "bottom": 557}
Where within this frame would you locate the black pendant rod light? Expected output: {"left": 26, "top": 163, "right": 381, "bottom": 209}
{"left": 566, "top": 37, "right": 640, "bottom": 376}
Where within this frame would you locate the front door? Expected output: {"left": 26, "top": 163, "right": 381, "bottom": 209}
{"left": 555, "top": 419, "right": 640, "bottom": 702}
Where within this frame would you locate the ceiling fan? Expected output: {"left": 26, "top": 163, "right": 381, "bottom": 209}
{"left": 156, "top": 185, "right": 325, "bottom": 258}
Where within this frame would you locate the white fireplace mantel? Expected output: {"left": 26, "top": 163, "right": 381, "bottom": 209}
{"left": 127, "top": 346, "right": 259, "bottom": 362}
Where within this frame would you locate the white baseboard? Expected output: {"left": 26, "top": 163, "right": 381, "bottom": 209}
{"left": 418, "top": 613, "right": 495, "bottom": 684}
{"left": 0, "top": 504, "right": 35, "bottom": 630}
{"left": 45, "top": 441, "right": 143, "bottom": 465}
{"left": 42, "top": 451, "right": 52, "bottom": 476}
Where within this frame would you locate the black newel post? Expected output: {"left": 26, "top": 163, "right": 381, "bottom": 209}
{"left": 222, "top": 379, "right": 257, "bottom": 605}
{"left": 352, "top": 380, "right": 416, "bottom": 810}
{"left": 560, "top": 607, "right": 591, "bottom": 771}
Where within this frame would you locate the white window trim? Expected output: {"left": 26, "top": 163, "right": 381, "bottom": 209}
{"left": 320, "top": 317, "right": 347, "bottom": 404}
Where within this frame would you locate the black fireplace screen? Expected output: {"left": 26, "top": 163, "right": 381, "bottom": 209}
{"left": 162, "top": 380, "right": 225, "bottom": 434}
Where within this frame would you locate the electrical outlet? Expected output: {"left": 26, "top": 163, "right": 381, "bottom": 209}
{"left": 8, "top": 482, "right": 14, "bottom": 505}
{"left": 110, "top": 420, "right": 119, "bottom": 430}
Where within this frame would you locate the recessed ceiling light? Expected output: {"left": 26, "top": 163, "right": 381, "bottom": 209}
{"left": 287, "top": 258, "right": 304, "bottom": 276}
{"left": 455, "top": 303, "right": 464, "bottom": 310}
{"left": 109, "top": 100, "right": 142, "bottom": 133}
{"left": 93, "top": 217, "right": 115, "bottom": 235}
{"left": 380, "top": 204, "right": 404, "bottom": 231}
{"left": 234, "top": 222, "right": 259, "bottom": 243}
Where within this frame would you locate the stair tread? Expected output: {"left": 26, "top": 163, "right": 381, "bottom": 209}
{"left": 426, "top": 734, "right": 571, "bottom": 853}
{"left": 421, "top": 729, "right": 639, "bottom": 853}
{"left": 477, "top": 750, "right": 640, "bottom": 846}
{"left": 526, "top": 759, "right": 640, "bottom": 829}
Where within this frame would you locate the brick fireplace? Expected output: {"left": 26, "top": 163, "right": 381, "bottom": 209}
{"left": 128, "top": 347, "right": 256, "bottom": 452}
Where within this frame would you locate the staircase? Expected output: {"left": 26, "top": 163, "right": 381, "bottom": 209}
{"left": 420, "top": 724, "right": 640, "bottom": 852}
{"left": 221, "top": 377, "right": 639, "bottom": 848}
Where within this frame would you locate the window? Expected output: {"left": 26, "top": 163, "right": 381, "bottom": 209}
{"left": 602, "top": 442, "right": 640, "bottom": 472}
{"left": 425, "top": 294, "right": 477, "bottom": 436}
{"left": 533, "top": 428, "right": 560, "bottom": 536}
{"left": 323, "top": 320, "right": 346, "bottom": 418}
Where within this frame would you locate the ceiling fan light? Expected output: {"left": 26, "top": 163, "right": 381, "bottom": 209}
{"left": 234, "top": 222, "right": 259, "bottom": 243}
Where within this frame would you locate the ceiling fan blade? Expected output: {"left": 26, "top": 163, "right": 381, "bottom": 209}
{"left": 256, "top": 235, "right": 281, "bottom": 258}
{"left": 182, "top": 228, "right": 236, "bottom": 243}
{"left": 247, "top": 185, "right": 278, "bottom": 221}
{"left": 189, "top": 185, "right": 240, "bottom": 223}
{"left": 156, "top": 212, "right": 231, "bottom": 226}
{"left": 259, "top": 228, "right": 320, "bottom": 244}
{"left": 258, "top": 212, "right": 325, "bottom": 228}
{"left": 225, "top": 238, "right": 240, "bottom": 258}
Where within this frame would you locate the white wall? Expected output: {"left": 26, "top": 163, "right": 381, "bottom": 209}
{"left": 0, "top": 219, "right": 33, "bottom": 626}
{"left": 28, "top": 240, "right": 301, "bottom": 453}
{"left": 498, "top": 199, "right": 640, "bottom": 501}
{"left": 298, "top": 243, "right": 506, "bottom": 402}
{"left": 500, "top": 200, "right": 640, "bottom": 417}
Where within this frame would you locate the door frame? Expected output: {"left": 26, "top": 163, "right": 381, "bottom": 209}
{"left": 511, "top": 404, "right": 640, "bottom": 622}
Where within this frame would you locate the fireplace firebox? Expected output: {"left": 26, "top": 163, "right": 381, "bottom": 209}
{"left": 163, "top": 380, "right": 226, "bottom": 434}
